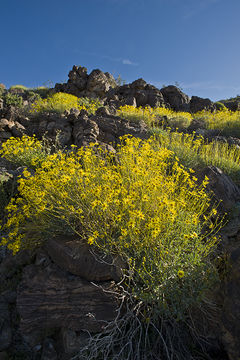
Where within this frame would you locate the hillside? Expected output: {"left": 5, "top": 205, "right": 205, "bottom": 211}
{"left": 0, "top": 66, "right": 240, "bottom": 360}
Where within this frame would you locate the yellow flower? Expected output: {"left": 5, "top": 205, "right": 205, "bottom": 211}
{"left": 177, "top": 270, "right": 184, "bottom": 279}
{"left": 88, "top": 236, "right": 94, "bottom": 245}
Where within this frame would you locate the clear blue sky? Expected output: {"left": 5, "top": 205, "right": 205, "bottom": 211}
{"left": 1, "top": 0, "right": 240, "bottom": 101}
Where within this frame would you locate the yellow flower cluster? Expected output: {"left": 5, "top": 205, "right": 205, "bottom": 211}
{"left": 194, "top": 109, "right": 240, "bottom": 137}
{"left": 117, "top": 105, "right": 192, "bottom": 129}
{"left": 1, "top": 135, "right": 220, "bottom": 318}
{"left": 31, "top": 92, "right": 102, "bottom": 114}
{"left": 117, "top": 105, "right": 240, "bottom": 138}
{"left": 0, "top": 135, "right": 49, "bottom": 168}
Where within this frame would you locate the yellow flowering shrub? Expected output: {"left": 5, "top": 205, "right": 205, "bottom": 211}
{"left": 117, "top": 105, "right": 240, "bottom": 138}
{"left": 0, "top": 135, "right": 51, "bottom": 169}
{"left": 152, "top": 128, "right": 240, "bottom": 185}
{"left": 117, "top": 105, "right": 192, "bottom": 129}
{"left": 194, "top": 109, "right": 240, "bottom": 137}
{"left": 31, "top": 92, "right": 102, "bottom": 114}
{"left": 1, "top": 136, "right": 220, "bottom": 321}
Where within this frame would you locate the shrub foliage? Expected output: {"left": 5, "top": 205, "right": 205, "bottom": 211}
{"left": 31, "top": 92, "right": 102, "bottom": 114}
{"left": 1, "top": 136, "right": 219, "bottom": 320}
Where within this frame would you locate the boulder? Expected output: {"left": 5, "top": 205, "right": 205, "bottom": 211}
{"left": 221, "top": 246, "right": 240, "bottom": 360}
{"left": 197, "top": 166, "right": 240, "bottom": 211}
{"left": 73, "top": 110, "right": 99, "bottom": 147}
{"left": 0, "top": 352, "right": 8, "bottom": 360}
{"left": 68, "top": 65, "right": 88, "bottom": 92}
{"left": 86, "top": 69, "right": 113, "bottom": 98}
{"left": 0, "top": 296, "right": 12, "bottom": 351}
{"left": 55, "top": 66, "right": 116, "bottom": 99}
{"left": 160, "top": 85, "right": 190, "bottom": 111}
{"left": 60, "top": 328, "right": 89, "bottom": 355}
{"left": 107, "top": 78, "right": 165, "bottom": 108}
{"left": 17, "top": 262, "right": 118, "bottom": 345}
{"left": 27, "top": 112, "right": 73, "bottom": 147}
{"left": 45, "top": 235, "right": 123, "bottom": 282}
{"left": 190, "top": 96, "right": 215, "bottom": 113}
{"left": 219, "top": 98, "right": 240, "bottom": 111}
{"left": 41, "top": 338, "right": 58, "bottom": 360}
{"left": 0, "top": 118, "right": 25, "bottom": 140}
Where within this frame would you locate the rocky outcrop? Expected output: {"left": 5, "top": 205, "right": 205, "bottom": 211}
{"left": 55, "top": 66, "right": 116, "bottom": 99}
{"left": 190, "top": 96, "right": 215, "bottom": 113}
{"left": 54, "top": 65, "right": 219, "bottom": 114}
{"left": 219, "top": 97, "right": 240, "bottom": 111}
{"left": 221, "top": 246, "right": 240, "bottom": 360}
{"left": 197, "top": 166, "right": 240, "bottom": 214}
{"left": 106, "top": 78, "right": 165, "bottom": 108}
{"left": 45, "top": 236, "right": 123, "bottom": 282}
{"left": 0, "top": 118, "right": 25, "bottom": 140}
{"left": 0, "top": 296, "right": 12, "bottom": 351}
{"left": 24, "top": 108, "right": 148, "bottom": 148}
{"left": 160, "top": 85, "right": 190, "bottom": 111}
{"left": 17, "top": 257, "right": 118, "bottom": 346}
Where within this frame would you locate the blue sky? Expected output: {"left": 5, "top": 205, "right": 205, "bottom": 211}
{"left": 1, "top": 0, "right": 240, "bottom": 101}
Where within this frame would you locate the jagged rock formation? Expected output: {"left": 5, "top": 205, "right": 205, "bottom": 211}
{"left": 17, "top": 258, "right": 118, "bottom": 345}
{"left": 106, "top": 78, "right": 165, "bottom": 108}
{"left": 219, "top": 96, "right": 240, "bottom": 111}
{"left": 55, "top": 66, "right": 116, "bottom": 99}
{"left": 4, "top": 108, "right": 148, "bottom": 149}
{"left": 190, "top": 95, "right": 215, "bottom": 113}
{"left": 54, "top": 65, "right": 216, "bottom": 113}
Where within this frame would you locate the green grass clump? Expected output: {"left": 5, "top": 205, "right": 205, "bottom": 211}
{"left": 4, "top": 92, "right": 23, "bottom": 108}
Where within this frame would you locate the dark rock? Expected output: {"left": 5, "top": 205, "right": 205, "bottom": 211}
{"left": 0, "top": 352, "right": 8, "bottom": 360}
{"left": 0, "top": 118, "right": 25, "bottom": 140}
{"left": 86, "top": 69, "right": 113, "bottom": 98}
{"left": 220, "top": 98, "right": 240, "bottom": 111}
{"left": 27, "top": 113, "right": 73, "bottom": 147}
{"left": 221, "top": 246, "right": 240, "bottom": 360}
{"left": 0, "top": 249, "right": 33, "bottom": 282}
{"left": 131, "top": 78, "right": 147, "bottom": 90}
{"left": 68, "top": 65, "right": 88, "bottom": 92}
{"left": 197, "top": 166, "right": 240, "bottom": 213}
{"left": 0, "top": 296, "right": 12, "bottom": 351}
{"left": 73, "top": 111, "right": 99, "bottom": 147}
{"left": 95, "top": 106, "right": 110, "bottom": 117}
{"left": 1, "top": 290, "right": 17, "bottom": 304}
{"left": 160, "top": 85, "right": 190, "bottom": 111}
{"left": 107, "top": 78, "right": 165, "bottom": 108}
{"left": 123, "top": 96, "right": 137, "bottom": 107}
{"left": 61, "top": 328, "right": 89, "bottom": 354}
{"left": 92, "top": 113, "right": 148, "bottom": 145}
{"left": 11, "top": 121, "right": 25, "bottom": 137}
{"left": 45, "top": 235, "right": 123, "bottom": 282}
{"left": 17, "top": 262, "right": 118, "bottom": 345}
{"left": 41, "top": 338, "right": 58, "bottom": 360}
{"left": 190, "top": 96, "right": 215, "bottom": 113}
{"left": 3, "top": 105, "right": 19, "bottom": 121}
{"left": 55, "top": 66, "right": 116, "bottom": 100}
